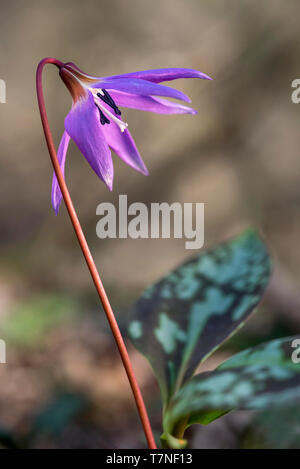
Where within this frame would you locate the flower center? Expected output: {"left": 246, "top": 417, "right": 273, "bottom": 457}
{"left": 90, "top": 88, "right": 128, "bottom": 133}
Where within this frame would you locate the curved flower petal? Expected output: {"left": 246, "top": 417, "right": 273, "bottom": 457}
{"left": 109, "top": 91, "right": 197, "bottom": 115}
{"left": 103, "top": 68, "right": 212, "bottom": 84}
{"left": 92, "top": 78, "right": 191, "bottom": 103}
{"left": 103, "top": 122, "right": 149, "bottom": 176}
{"left": 51, "top": 131, "right": 70, "bottom": 215}
{"left": 64, "top": 92, "right": 113, "bottom": 190}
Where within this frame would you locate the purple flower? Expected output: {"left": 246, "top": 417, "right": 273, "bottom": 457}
{"left": 52, "top": 62, "right": 211, "bottom": 214}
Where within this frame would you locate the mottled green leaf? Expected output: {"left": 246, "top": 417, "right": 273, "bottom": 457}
{"left": 164, "top": 336, "right": 300, "bottom": 435}
{"left": 217, "top": 335, "right": 300, "bottom": 371}
{"left": 128, "top": 229, "right": 271, "bottom": 404}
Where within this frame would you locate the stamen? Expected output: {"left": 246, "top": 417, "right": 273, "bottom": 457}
{"left": 103, "top": 89, "right": 122, "bottom": 115}
{"left": 98, "top": 108, "right": 110, "bottom": 125}
{"left": 97, "top": 89, "right": 122, "bottom": 115}
{"left": 93, "top": 94, "right": 128, "bottom": 133}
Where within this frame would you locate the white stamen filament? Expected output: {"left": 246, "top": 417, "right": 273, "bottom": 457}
{"left": 90, "top": 88, "right": 128, "bottom": 133}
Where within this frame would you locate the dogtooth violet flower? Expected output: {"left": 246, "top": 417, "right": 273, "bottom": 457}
{"left": 52, "top": 62, "right": 212, "bottom": 214}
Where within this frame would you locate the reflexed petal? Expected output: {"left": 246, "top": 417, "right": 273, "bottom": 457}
{"left": 64, "top": 92, "right": 113, "bottom": 190}
{"left": 92, "top": 78, "right": 191, "bottom": 103}
{"left": 51, "top": 131, "right": 70, "bottom": 215}
{"left": 109, "top": 91, "right": 197, "bottom": 115}
{"left": 104, "top": 68, "right": 212, "bottom": 83}
{"left": 103, "top": 122, "right": 148, "bottom": 176}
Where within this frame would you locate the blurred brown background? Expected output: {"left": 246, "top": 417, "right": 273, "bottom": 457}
{"left": 0, "top": 0, "right": 300, "bottom": 449}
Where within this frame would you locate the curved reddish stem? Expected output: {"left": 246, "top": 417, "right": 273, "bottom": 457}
{"left": 36, "top": 57, "right": 156, "bottom": 449}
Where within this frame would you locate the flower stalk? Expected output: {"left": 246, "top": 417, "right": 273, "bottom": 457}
{"left": 36, "top": 57, "right": 156, "bottom": 449}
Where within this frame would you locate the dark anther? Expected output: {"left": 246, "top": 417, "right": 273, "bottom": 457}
{"left": 98, "top": 108, "right": 110, "bottom": 126}
{"left": 97, "top": 90, "right": 122, "bottom": 116}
